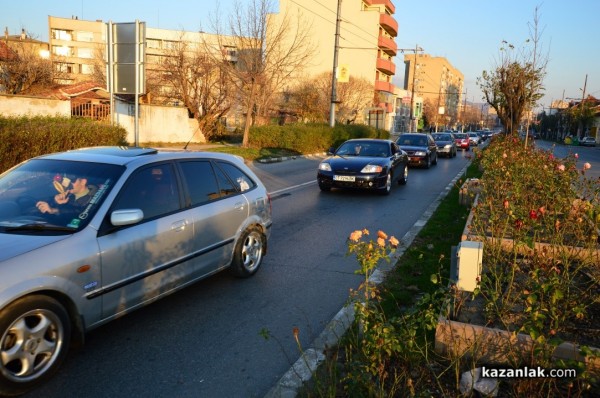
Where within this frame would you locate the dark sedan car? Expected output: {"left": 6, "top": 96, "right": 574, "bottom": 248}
{"left": 317, "top": 139, "right": 408, "bottom": 195}
{"left": 431, "top": 132, "right": 457, "bottom": 158}
{"left": 395, "top": 133, "right": 438, "bottom": 168}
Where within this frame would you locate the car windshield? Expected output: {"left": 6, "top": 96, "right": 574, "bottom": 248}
{"left": 455, "top": 133, "right": 467, "bottom": 139}
{"left": 432, "top": 134, "right": 452, "bottom": 141}
{"left": 0, "top": 159, "right": 124, "bottom": 234}
{"left": 335, "top": 141, "right": 390, "bottom": 157}
{"left": 398, "top": 135, "right": 428, "bottom": 147}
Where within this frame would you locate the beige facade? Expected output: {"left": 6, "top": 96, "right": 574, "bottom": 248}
{"left": 48, "top": 16, "right": 106, "bottom": 84}
{"left": 404, "top": 54, "right": 464, "bottom": 122}
{"left": 271, "top": 0, "right": 398, "bottom": 129}
{"left": 47, "top": 6, "right": 400, "bottom": 132}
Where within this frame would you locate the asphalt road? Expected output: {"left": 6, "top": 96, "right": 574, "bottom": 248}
{"left": 27, "top": 149, "right": 473, "bottom": 398}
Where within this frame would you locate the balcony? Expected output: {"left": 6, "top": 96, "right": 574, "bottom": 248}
{"left": 376, "top": 58, "right": 395, "bottom": 75}
{"left": 375, "top": 80, "right": 395, "bottom": 94}
{"left": 364, "top": 0, "right": 396, "bottom": 14}
{"left": 379, "top": 14, "right": 398, "bottom": 37}
{"left": 378, "top": 35, "right": 397, "bottom": 56}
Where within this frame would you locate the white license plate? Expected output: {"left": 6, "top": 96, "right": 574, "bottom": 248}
{"left": 333, "top": 175, "right": 355, "bottom": 182}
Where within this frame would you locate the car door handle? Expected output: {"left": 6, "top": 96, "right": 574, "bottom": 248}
{"left": 171, "top": 220, "right": 187, "bottom": 232}
{"left": 234, "top": 202, "right": 245, "bottom": 211}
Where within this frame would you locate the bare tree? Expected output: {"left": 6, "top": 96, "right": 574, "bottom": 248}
{"left": 153, "top": 35, "right": 233, "bottom": 141}
{"left": 478, "top": 6, "right": 547, "bottom": 135}
{"left": 0, "top": 39, "right": 53, "bottom": 94}
{"left": 207, "top": 0, "right": 314, "bottom": 147}
{"left": 288, "top": 72, "right": 375, "bottom": 124}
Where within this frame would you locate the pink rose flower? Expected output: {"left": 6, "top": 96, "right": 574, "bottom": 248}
{"left": 349, "top": 230, "right": 362, "bottom": 242}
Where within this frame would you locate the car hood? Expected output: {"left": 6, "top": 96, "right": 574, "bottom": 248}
{"left": 0, "top": 233, "right": 70, "bottom": 262}
{"left": 434, "top": 140, "right": 453, "bottom": 145}
{"left": 399, "top": 145, "right": 428, "bottom": 152}
{"left": 325, "top": 156, "right": 387, "bottom": 172}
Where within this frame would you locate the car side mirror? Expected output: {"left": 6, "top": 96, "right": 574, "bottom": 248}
{"left": 111, "top": 209, "right": 144, "bottom": 226}
{"left": 327, "top": 147, "right": 336, "bottom": 155}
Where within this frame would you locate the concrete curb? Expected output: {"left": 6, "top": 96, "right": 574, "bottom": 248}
{"left": 256, "top": 152, "right": 327, "bottom": 164}
{"left": 264, "top": 161, "right": 471, "bottom": 397}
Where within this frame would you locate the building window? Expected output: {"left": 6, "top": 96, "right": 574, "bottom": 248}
{"left": 163, "top": 40, "right": 178, "bottom": 50}
{"left": 75, "top": 31, "right": 94, "bottom": 42}
{"left": 52, "top": 45, "right": 74, "bottom": 57}
{"left": 51, "top": 29, "right": 73, "bottom": 41}
{"left": 147, "top": 39, "right": 161, "bottom": 49}
{"left": 55, "top": 62, "right": 74, "bottom": 74}
{"left": 80, "top": 64, "right": 94, "bottom": 74}
{"left": 147, "top": 54, "right": 162, "bottom": 64}
{"left": 78, "top": 47, "right": 94, "bottom": 58}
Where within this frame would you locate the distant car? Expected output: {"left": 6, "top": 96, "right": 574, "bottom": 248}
{"left": 395, "top": 133, "right": 438, "bottom": 168}
{"left": 431, "top": 132, "right": 457, "bottom": 158}
{"left": 467, "top": 132, "right": 481, "bottom": 146}
{"left": 580, "top": 136, "right": 597, "bottom": 147}
{"left": 317, "top": 139, "right": 409, "bottom": 195}
{"left": 453, "top": 132, "right": 470, "bottom": 151}
{"left": 0, "top": 147, "right": 272, "bottom": 396}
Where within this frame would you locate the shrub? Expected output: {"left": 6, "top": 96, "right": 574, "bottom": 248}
{"left": 248, "top": 123, "right": 388, "bottom": 154}
{"left": 0, "top": 115, "right": 128, "bottom": 172}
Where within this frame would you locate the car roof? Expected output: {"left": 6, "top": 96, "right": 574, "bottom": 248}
{"left": 34, "top": 146, "right": 245, "bottom": 167}
{"left": 343, "top": 138, "right": 395, "bottom": 144}
{"left": 397, "top": 133, "right": 429, "bottom": 138}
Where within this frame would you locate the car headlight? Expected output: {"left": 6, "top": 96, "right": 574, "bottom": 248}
{"left": 414, "top": 151, "right": 426, "bottom": 156}
{"left": 361, "top": 164, "right": 383, "bottom": 173}
{"left": 319, "top": 163, "right": 332, "bottom": 171}
{"left": 444, "top": 144, "right": 452, "bottom": 149}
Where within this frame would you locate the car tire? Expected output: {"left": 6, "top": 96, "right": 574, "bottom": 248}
{"left": 398, "top": 165, "right": 408, "bottom": 185}
{"left": 318, "top": 182, "right": 330, "bottom": 192}
{"left": 0, "top": 295, "right": 71, "bottom": 397}
{"left": 425, "top": 155, "right": 431, "bottom": 169}
{"left": 378, "top": 172, "right": 392, "bottom": 195}
{"left": 230, "top": 226, "right": 265, "bottom": 278}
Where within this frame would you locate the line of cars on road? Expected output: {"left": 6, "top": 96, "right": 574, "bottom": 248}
{"left": 316, "top": 130, "right": 486, "bottom": 195}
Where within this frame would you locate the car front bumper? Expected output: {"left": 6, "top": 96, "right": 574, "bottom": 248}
{"left": 317, "top": 172, "right": 387, "bottom": 190}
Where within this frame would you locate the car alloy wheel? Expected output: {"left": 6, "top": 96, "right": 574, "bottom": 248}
{"left": 0, "top": 296, "right": 70, "bottom": 397}
{"left": 398, "top": 165, "right": 408, "bottom": 185}
{"left": 379, "top": 172, "right": 392, "bottom": 195}
{"left": 231, "top": 227, "right": 265, "bottom": 277}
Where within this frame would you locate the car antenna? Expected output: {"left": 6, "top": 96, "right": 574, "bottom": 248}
{"left": 183, "top": 128, "right": 200, "bottom": 150}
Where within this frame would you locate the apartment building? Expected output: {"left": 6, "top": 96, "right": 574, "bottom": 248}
{"left": 3, "top": 28, "right": 49, "bottom": 59}
{"left": 403, "top": 54, "right": 464, "bottom": 125}
{"left": 271, "top": 0, "right": 399, "bottom": 129}
{"left": 48, "top": 16, "right": 106, "bottom": 84}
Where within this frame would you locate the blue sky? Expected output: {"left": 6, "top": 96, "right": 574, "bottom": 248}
{"left": 2, "top": 0, "right": 598, "bottom": 111}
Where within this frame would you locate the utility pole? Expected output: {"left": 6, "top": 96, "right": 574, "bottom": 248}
{"left": 579, "top": 74, "right": 588, "bottom": 138}
{"left": 329, "top": 0, "right": 342, "bottom": 128}
{"left": 399, "top": 45, "right": 424, "bottom": 132}
{"left": 461, "top": 88, "right": 467, "bottom": 132}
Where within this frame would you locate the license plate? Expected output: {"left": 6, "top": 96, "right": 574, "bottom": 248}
{"left": 333, "top": 175, "right": 355, "bottom": 182}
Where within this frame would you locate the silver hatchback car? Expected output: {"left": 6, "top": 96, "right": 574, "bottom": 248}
{"left": 0, "top": 147, "right": 272, "bottom": 396}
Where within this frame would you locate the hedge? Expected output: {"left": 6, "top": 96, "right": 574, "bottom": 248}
{"left": 248, "top": 123, "right": 389, "bottom": 154}
{"left": 0, "top": 115, "right": 128, "bottom": 172}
